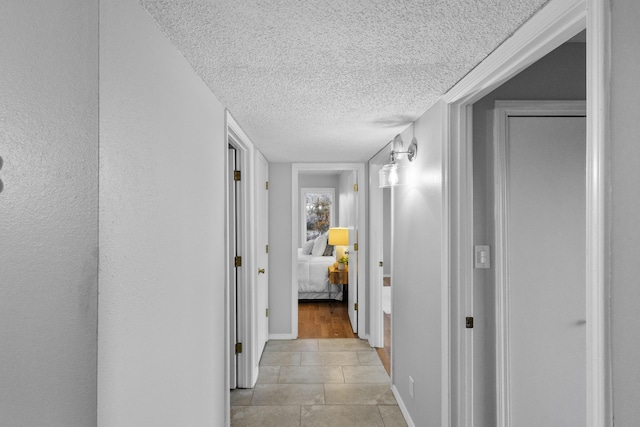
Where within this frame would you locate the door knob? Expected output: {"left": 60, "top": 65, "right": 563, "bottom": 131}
{"left": 258, "top": 268, "right": 265, "bottom": 274}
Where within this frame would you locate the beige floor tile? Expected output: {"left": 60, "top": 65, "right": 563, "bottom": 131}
{"left": 318, "top": 338, "right": 371, "bottom": 352}
{"left": 300, "top": 351, "right": 359, "bottom": 366}
{"left": 342, "top": 365, "right": 390, "bottom": 383}
{"left": 231, "top": 405, "right": 301, "bottom": 427}
{"left": 251, "top": 383, "right": 325, "bottom": 406}
{"left": 231, "top": 388, "right": 254, "bottom": 406}
{"left": 265, "top": 339, "right": 318, "bottom": 352}
{"left": 256, "top": 366, "right": 281, "bottom": 384}
{"left": 260, "top": 351, "right": 302, "bottom": 366}
{"left": 378, "top": 405, "right": 408, "bottom": 427}
{"left": 279, "top": 366, "right": 345, "bottom": 384}
{"left": 300, "top": 405, "right": 385, "bottom": 427}
{"left": 357, "top": 351, "right": 383, "bottom": 366}
{"left": 324, "top": 383, "right": 397, "bottom": 405}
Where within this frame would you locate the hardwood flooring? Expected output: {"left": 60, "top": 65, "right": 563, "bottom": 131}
{"left": 297, "top": 300, "right": 357, "bottom": 339}
{"left": 376, "top": 313, "right": 391, "bottom": 376}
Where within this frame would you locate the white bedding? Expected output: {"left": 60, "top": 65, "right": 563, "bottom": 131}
{"left": 297, "top": 248, "right": 342, "bottom": 300}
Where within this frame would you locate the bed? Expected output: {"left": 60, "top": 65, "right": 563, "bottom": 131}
{"left": 297, "top": 235, "right": 343, "bottom": 300}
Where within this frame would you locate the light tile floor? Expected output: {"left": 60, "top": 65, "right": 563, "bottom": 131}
{"left": 231, "top": 338, "right": 408, "bottom": 427}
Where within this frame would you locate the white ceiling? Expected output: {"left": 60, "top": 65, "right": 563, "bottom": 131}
{"left": 141, "top": 0, "right": 550, "bottom": 162}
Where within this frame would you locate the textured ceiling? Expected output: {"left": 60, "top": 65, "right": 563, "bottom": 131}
{"left": 141, "top": 0, "right": 549, "bottom": 162}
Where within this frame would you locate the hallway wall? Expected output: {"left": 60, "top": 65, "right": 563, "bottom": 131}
{"left": 609, "top": 0, "right": 640, "bottom": 422}
{"left": 268, "top": 163, "right": 293, "bottom": 336}
{"left": 99, "top": 0, "right": 227, "bottom": 425}
{"left": 0, "top": 1, "right": 99, "bottom": 425}
{"left": 391, "top": 100, "right": 446, "bottom": 426}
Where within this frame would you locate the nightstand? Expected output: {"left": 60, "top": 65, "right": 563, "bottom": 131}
{"left": 328, "top": 265, "right": 348, "bottom": 312}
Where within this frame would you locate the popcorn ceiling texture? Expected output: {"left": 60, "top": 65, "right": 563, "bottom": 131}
{"left": 141, "top": 0, "right": 549, "bottom": 162}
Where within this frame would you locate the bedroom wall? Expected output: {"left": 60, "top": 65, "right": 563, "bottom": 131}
{"left": 99, "top": 0, "right": 227, "bottom": 424}
{"left": 0, "top": 1, "right": 98, "bottom": 425}
{"left": 268, "top": 163, "right": 294, "bottom": 336}
{"left": 471, "top": 40, "right": 586, "bottom": 427}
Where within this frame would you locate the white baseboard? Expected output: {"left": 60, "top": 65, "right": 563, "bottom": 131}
{"left": 392, "top": 384, "right": 415, "bottom": 427}
{"left": 268, "top": 334, "right": 294, "bottom": 340}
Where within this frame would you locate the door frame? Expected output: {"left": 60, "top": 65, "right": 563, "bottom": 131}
{"left": 225, "top": 112, "right": 259, "bottom": 391}
{"left": 493, "top": 101, "right": 587, "bottom": 426}
{"left": 368, "top": 143, "right": 392, "bottom": 349}
{"left": 442, "top": 0, "right": 610, "bottom": 425}
{"left": 291, "top": 163, "right": 367, "bottom": 339}
{"left": 255, "top": 150, "right": 270, "bottom": 361}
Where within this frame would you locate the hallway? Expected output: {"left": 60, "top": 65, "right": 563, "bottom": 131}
{"left": 230, "top": 339, "right": 407, "bottom": 426}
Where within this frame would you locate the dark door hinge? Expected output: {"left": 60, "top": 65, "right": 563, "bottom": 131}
{"left": 233, "top": 170, "right": 241, "bottom": 181}
{"left": 466, "top": 317, "right": 474, "bottom": 329}
{"left": 235, "top": 342, "right": 243, "bottom": 354}
{"left": 234, "top": 256, "right": 242, "bottom": 267}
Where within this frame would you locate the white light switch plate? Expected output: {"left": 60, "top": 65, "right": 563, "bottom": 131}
{"left": 474, "top": 245, "right": 491, "bottom": 269}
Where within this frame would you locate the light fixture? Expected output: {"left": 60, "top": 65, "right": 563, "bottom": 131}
{"left": 379, "top": 134, "right": 418, "bottom": 188}
{"left": 328, "top": 227, "right": 349, "bottom": 262}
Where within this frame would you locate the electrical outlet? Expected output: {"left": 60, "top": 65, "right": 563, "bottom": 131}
{"left": 409, "top": 376, "right": 414, "bottom": 399}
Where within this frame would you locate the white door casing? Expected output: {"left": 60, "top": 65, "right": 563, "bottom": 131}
{"left": 494, "top": 101, "right": 586, "bottom": 427}
{"left": 255, "top": 151, "right": 269, "bottom": 359}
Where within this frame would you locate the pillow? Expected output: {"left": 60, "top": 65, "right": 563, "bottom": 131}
{"left": 323, "top": 244, "right": 334, "bottom": 257}
{"left": 302, "top": 239, "right": 314, "bottom": 255}
{"left": 311, "top": 234, "right": 328, "bottom": 257}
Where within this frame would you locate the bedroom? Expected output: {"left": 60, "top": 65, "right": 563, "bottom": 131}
{"left": 296, "top": 169, "right": 358, "bottom": 338}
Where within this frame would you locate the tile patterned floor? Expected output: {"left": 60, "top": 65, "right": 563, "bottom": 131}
{"left": 231, "top": 338, "right": 408, "bottom": 427}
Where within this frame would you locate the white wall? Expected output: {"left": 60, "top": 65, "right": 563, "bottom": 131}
{"left": 268, "top": 163, "right": 293, "bottom": 336}
{"left": 471, "top": 41, "right": 586, "bottom": 427}
{"left": 383, "top": 189, "right": 391, "bottom": 276}
{"left": 99, "top": 0, "right": 226, "bottom": 425}
{"left": 391, "top": 101, "right": 446, "bottom": 426}
{"left": 0, "top": 1, "right": 99, "bottom": 425}
{"left": 609, "top": 1, "right": 640, "bottom": 423}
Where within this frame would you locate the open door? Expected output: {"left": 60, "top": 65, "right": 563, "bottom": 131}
{"left": 343, "top": 170, "right": 358, "bottom": 333}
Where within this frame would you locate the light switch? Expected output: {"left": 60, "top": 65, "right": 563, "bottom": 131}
{"left": 474, "top": 245, "right": 491, "bottom": 269}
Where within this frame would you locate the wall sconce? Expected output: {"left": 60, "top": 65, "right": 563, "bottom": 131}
{"left": 379, "top": 134, "right": 418, "bottom": 188}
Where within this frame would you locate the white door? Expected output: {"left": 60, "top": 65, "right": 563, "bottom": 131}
{"left": 255, "top": 152, "right": 269, "bottom": 357}
{"left": 345, "top": 171, "right": 358, "bottom": 333}
{"left": 495, "top": 102, "right": 586, "bottom": 426}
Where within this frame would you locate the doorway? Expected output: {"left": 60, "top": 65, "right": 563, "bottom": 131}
{"left": 290, "top": 163, "right": 366, "bottom": 339}
{"left": 494, "top": 101, "right": 586, "bottom": 426}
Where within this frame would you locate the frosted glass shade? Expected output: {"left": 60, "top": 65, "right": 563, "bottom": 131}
{"left": 379, "top": 163, "right": 406, "bottom": 188}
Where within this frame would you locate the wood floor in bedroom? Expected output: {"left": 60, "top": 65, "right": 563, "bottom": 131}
{"left": 297, "top": 300, "right": 357, "bottom": 339}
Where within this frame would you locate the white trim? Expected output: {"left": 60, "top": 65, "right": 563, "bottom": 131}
{"left": 268, "top": 334, "right": 295, "bottom": 340}
{"left": 226, "top": 112, "right": 258, "bottom": 389}
{"left": 368, "top": 144, "right": 392, "bottom": 349}
{"left": 392, "top": 384, "right": 416, "bottom": 427}
{"left": 443, "top": 0, "right": 586, "bottom": 106}
{"left": 291, "top": 163, "right": 367, "bottom": 339}
{"left": 441, "top": 104, "right": 452, "bottom": 427}
{"left": 493, "top": 101, "right": 586, "bottom": 427}
{"left": 442, "top": 0, "right": 594, "bottom": 426}
{"left": 586, "top": 1, "right": 611, "bottom": 425}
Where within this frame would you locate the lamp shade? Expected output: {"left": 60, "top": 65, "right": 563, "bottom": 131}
{"left": 328, "top": 227, "right": 349, "bottom": 246}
